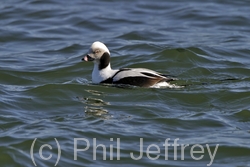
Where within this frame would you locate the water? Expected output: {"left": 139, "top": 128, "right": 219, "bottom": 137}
{"left": 1, "top": 0, "right": 250, "bottom": 167}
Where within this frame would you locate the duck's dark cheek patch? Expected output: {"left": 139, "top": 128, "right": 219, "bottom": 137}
{"left": 99, "top": 52, "right": 110, "bottom": 70}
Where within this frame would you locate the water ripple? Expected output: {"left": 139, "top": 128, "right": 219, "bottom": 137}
{"left": 1, "top": 0, "right": 250, "bottom": 167}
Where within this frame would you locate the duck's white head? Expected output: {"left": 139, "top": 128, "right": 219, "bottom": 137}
{"left": 82, "top": 41, "right": 110, "bottom": 66}
{"left": 82, "top": 42, "right": 115, "bottom": 83}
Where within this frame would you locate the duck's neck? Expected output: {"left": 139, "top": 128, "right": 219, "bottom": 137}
{"left": 92, "top": 63, "right": 116, "bottom": 83}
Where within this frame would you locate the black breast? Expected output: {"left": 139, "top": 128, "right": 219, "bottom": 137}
{"left": 100, "top": 77, "right": 113, "bottom": 84}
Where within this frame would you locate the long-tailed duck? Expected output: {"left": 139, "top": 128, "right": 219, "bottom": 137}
{"left": 82, "top": 41, "right": 176, "bottom": 87}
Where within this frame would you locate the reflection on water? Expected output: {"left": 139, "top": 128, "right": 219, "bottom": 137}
{"left": 83, "top": 97, "right": 110, "bottom": 106}
{"left": 85, "top": 89, "right": 104, "bottom": 96}
{"left": 77, "top": 89, "right": 110, "bottom": 118}
{"left": 84, "top": 106, "right": 109, "bottom": 116}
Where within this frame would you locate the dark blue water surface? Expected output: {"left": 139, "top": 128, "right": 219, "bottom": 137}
{"left": 0, "top": 0, "right": 250, "bottom": 167}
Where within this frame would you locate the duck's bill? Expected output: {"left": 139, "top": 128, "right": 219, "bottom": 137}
{"left": 82, "top": 54, "right": 95, "bottom": 61}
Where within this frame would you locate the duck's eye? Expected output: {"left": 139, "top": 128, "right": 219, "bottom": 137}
{"left": 93, "top": 50, "right": 100, "bottom": 54}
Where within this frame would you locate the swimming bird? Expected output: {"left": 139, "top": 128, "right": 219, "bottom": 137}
{"left": 82, "top": 41, "right": 176, "bottom": 87}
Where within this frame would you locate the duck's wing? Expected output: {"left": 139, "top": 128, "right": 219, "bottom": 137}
{"left": 112, "top": 68, "right": 174, "bottom": 87}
